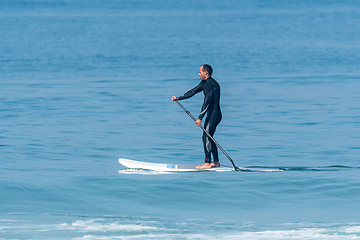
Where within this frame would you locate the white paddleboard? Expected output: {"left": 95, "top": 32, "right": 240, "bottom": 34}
{"left": 118, "top": 158, "right": 234, "bottom": 172}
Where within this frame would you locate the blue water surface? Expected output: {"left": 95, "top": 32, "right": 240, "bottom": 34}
{"left": 1, "top": 0, "right": 360, "bottom": 239}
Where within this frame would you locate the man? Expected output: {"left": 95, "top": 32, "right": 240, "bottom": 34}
{"left": 172, "top": 64, "right": 222, "bottom": 169}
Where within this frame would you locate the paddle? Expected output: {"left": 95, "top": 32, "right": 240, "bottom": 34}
{"left": 175, "top": 100, "right": 240, "bottom": 171}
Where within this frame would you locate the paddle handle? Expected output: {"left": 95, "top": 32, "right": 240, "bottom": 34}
{"left": 175, "top": 100, "right": 239, "bottom": 171}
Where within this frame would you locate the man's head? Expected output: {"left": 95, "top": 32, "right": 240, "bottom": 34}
{"left": 199, "top": 64, "right": 213, "bottom": 81}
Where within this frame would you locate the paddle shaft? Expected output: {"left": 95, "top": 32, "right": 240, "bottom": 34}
{"left": 175, "top": 100, "right": 239, "bottom": 171}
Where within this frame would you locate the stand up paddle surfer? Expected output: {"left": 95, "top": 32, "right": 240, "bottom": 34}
{"left": 172, "top": 64, "right": 222, "bottom": 169}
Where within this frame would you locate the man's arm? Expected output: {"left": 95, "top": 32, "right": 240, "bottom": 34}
{"left": 176, "top": 82, "right": 203, "bottom": 100}
{"left": 198, "top": 88, "right": 215, "bottom": 120}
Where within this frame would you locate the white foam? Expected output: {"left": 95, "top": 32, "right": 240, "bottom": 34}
{"left": 340, "top": 225, "right": 360, "bottom": 233}
{"left": 69, "top": 223, "right": 360, "bottom": 240}
{"left": 61, "top": 218, "right": 158, "bottom": 232}
{"left": 2, "top": 218, "right": 360, "bottom": 239}
{"left": 73, "top": 230, "right": 360, "bottom": 240}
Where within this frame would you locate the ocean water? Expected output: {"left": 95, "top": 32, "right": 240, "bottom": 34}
{"left": 1, "top": 0, "right": 360, "bottom": 239}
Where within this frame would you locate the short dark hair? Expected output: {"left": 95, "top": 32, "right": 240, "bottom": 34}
{"left": 202, "top": 64, "right": 213, "bottom": 76}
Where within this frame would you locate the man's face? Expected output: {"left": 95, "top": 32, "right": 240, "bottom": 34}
{"left": 199, "top": 66, "right": 207, "bottom": 80}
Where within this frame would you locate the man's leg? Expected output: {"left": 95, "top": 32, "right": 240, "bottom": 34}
{"left": 207, "top": 119, "right": 220, "bottom": 167}
{"left": 196, "top": 121, "right": 212, "bottom": 169}
{"left": 197, "top": 115, "right": 221, "bottom": 169}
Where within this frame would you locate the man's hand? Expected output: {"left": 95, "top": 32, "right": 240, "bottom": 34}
{"left": 171, "top": 96, "right": 179, "bottom": 101}
{"left": 196, "top": 119, "right": 202, "bottom": 126}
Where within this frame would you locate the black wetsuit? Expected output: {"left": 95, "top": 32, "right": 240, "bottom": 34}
{"left": 178, "top": 77, "right": 222, "bottom": 163}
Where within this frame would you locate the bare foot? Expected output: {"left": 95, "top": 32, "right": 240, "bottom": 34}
{"left": 196, "top": 162, "right": 212, "bottom": 169}
{"left": 210, "top": 161, "right": 220, "bottom": 168}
